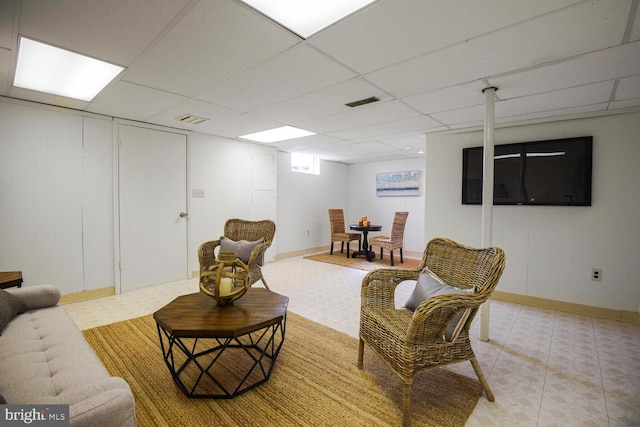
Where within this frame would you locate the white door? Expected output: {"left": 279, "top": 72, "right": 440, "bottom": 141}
{"left": 118, "top": 124, "right": 188, "bottom": 292}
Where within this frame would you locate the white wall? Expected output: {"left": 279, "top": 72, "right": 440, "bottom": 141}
{"left": 276, "top": 151, "right": 350, "bottom": 254}
{"left": 348, "top": 158, "right": 426, "bottom": 255}
{"left": 4, "top": 96, "right": 637, "bottom": 314}
{"left": 0, "top": 99, "right": 114, "bottom": 295}
{"left": 189, "top": 132, "right": 277, "bottom": 273}
{"left": 0, "top": 99, "right": 279, "bottom": 293}
{"left": 425, "top": 113, "right": 640, "bottom": 312}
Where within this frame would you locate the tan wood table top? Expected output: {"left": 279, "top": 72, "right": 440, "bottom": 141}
{"left": 0, "top": 271, "right": 23, "bottom": 288}
{"left": 153, "top": 288, "right": 288, "bottom": 338}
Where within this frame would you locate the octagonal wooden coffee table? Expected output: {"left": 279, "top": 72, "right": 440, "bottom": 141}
{"left": 153, "top": 288, "right": 288, "bottom": 398}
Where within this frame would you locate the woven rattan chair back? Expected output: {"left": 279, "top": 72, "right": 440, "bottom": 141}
{"left": 198, "top": 218, "right": 276, "bottom": 289}
{"left": 358, "top": 237, "right": 505, "bottom": 426}
{"left": 328, "top": 209, "right": 361, "bottom": 256}
{"left": 328, "top": 209, "right": 346, "bottom": 234}
{"left": 369, "top": 211, "right": 408, "bottom": 265}
{"left": 224, "top": 218, "right": 276, "bottom": 243}
{"left": 389, "top": 211, "right": 408, "bottom": 243}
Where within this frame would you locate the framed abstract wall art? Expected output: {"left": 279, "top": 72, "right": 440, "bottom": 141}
{"left": 376, "top": 170, "right": 420, "bottom": 197}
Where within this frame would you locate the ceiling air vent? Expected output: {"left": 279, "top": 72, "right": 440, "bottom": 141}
{"left": 345, "top": 96, "right": 380, "bottom": 108}
{"left": 175, "top": 114, "right": 209, "bottom": 125}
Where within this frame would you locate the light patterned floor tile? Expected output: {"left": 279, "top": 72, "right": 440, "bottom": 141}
{"left": 62, "top": 255, "right": 640, "bottom": 426}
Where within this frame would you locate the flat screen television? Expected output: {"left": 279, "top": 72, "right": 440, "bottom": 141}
{"left": 462, "top": 136, "right": 593, "bottom": 206}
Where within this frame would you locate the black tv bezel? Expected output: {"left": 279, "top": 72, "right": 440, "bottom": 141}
{"left": 462, "top": 136, "right": 593, "bottom": 206}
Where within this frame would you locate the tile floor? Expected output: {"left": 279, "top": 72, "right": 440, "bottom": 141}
{"left": 62, "top": 255, "right": 640, "bottom": 426}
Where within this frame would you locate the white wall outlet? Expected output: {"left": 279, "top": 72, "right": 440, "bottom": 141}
{"left": 591, "top": 268, "right": 602, "bottom": 282}
{"left": 192, "top": 189, "right": 205, "bottom": 198}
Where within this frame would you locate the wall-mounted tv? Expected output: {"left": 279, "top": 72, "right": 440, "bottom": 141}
{"left": 462, "top": 136, "right": 593, "bottom": 206}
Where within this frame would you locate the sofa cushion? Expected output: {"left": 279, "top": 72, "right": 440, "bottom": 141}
{"left": 0, "top": 288, "right": 136, "bottom": 426}
{"left": 0, "top": 289, "right": 27, "bottom": 333}
{"left": 220, "top": 237, "right": 265, "bottom": 265}
{"left": 5, "top": 285, "right": 61, "bottom": 310}
{"left": 404, "top": 268, "right": 473, "bottom": 342}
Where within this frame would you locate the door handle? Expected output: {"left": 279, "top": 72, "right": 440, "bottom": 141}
{"left": 179, "top": 212, "right": 188, "bottom": 218}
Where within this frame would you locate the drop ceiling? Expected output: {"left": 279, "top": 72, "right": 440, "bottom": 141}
{"left": 1, "top": 0, "right": 639, "bottom": 164}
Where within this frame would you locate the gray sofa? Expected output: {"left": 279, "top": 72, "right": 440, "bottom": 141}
{"left": 0, "top": 285, "right": 136, "bottom": 426}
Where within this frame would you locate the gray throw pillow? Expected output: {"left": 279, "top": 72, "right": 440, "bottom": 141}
{"left": 404, "top": 268, "right": 473, "bottom": 342}
{"left": 220, "top": 237, "right": 265, "bottom": 265}
{"left": 0, "top": 289, "right": 27, "bottom": 334}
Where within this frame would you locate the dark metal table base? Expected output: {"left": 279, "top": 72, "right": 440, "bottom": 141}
{"left": 352, "top": 230, "right": 376, "bottom": 262}
{"left": 156, "top": 317, "right": 286, "bottom": 398}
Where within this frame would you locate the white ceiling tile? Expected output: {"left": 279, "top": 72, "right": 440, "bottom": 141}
{"left": 269, "top": 134, "right": 343, "bottom": 151}
{"left": 86, "top": 81, "right": 186, "bottom": 121}
{"left": 321, "top": 144, "right": 368, "bottom": 156}
{"left": 496, "top": 81, "right": 614, "bottom": 118}
{"left": 497, "top": 103, "right": 611, "bottom": 124}
{"left": 379, "top": 135, "right": 427, "bottom": 150}
{"left": 365, "top": 0, "right": 630, "bottom": 98}
{"left": 351, "top": 141, "right": 394, "bottom": 153}
{"left": 124, "top": 0, "right": 300, "bottom": 97}
{"left": 309, "top": 0, "right": 583, "bottom": 73}
{"left": 197, "top": 44, "right": 356, "bottom": 112}
{"left": 295, "top": 100, "right": 419, "bottom": 133}
{"left": 9, "top": 86, "right": 89, "bottom": 110}
{"left": 18, "top": 0, "right": 190, "bottom": 65}
{"left": 0, "top": 0, "right": 13, "bottom": 49}
{"left": 0, "top": 48, "right": 10, "bottom": 96}
{"left": 328, "top": 115, "right": 442, "bottom": 141}
{"left": 402, "top": 81, "right": 488, "bottom": 115}
{"left": 253, "top": 78, "right": 389, "bottom": 123}
{"left": 431, "top": 105, "right": 485, "bottom": 126}
{"left": 491, "top": 41, "right": 640, "bottom": 99}
{"left": 148, "top": 99, "right": 241, "bottom": 130}
{"left": 609, "top": 98, "right": 640, "bottom": 109}
{"left": 196, "top": 114, "right": 283, "bottom": 139}
{"left": 630, "top": 1, "right": 640, "bottom": 42}
{"left": 616, "top": 75, "right": 640, "bottom": 100}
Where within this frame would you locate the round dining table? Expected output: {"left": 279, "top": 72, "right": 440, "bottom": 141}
{"left": 349, "top": 224, "right": 382, "bottom": 262}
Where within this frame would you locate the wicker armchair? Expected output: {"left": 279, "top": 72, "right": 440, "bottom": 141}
{"left": 369, "top": 211, "right": 408, "bottom": 266}
{"left": 328, "top": 209, "right": 361, "bottom": 257}
{"left": 198, "top": 218, "right": 276, "bottom": 289}
{"left": 358, "top": 237, "right": 505, "bottom": 426}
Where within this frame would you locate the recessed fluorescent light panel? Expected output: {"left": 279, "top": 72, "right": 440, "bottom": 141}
{"left": 14, "top": 37, "right": 123, "bottom": 101}
{"left": 240, "top": 126, "right": 316, "bottom": 143}
{"left": 240, "top": 0, "right": 377, "bottom": 38}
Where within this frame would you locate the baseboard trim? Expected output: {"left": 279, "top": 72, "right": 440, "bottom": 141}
{"left": 276, "top": 246, "right": 330, "bottom": 260}
{"left": 492, "top": 290, "right": 639, "bottom": 324}
{"left": 59, "top": 287, "right": 115, "bottom": 304}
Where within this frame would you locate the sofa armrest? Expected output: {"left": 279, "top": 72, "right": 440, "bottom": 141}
{"left": 5, "top": 285, "right": 61, "bottom": 310}
{"left": 38, "top": 377, "right": 136, "bottom": 427}
{"left": 70, "top": 387, "right": 136, "bottom": 427}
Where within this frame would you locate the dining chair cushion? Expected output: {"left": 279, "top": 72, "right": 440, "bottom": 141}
{"left": 404, "top": 268, "right": 473, "bottom": 341}
{"left": 220, "top": 237, "right": 265, "bottom": 265}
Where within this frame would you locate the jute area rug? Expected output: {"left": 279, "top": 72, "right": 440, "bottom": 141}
{"left": 303, "top": 252, "right": 422, "bottom": 272}
{"left": 83, "top": 312, "right": 482, "bottom": 427}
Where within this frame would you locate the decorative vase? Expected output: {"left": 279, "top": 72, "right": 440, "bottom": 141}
{"left": 199, "top": 251, "right": 250, "bottom": 305}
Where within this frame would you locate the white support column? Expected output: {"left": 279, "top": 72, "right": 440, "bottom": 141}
{"left": 479, "top": 86, "right": 497, "bottom": 342}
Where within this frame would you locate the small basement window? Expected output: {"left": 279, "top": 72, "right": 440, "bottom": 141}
{"left": 291, "top": 153, "right": 320, "bottom": 175}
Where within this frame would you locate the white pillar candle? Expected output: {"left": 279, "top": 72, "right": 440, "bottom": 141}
{"left": 219, "top": 277, "right": 233, "bottom": 296}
